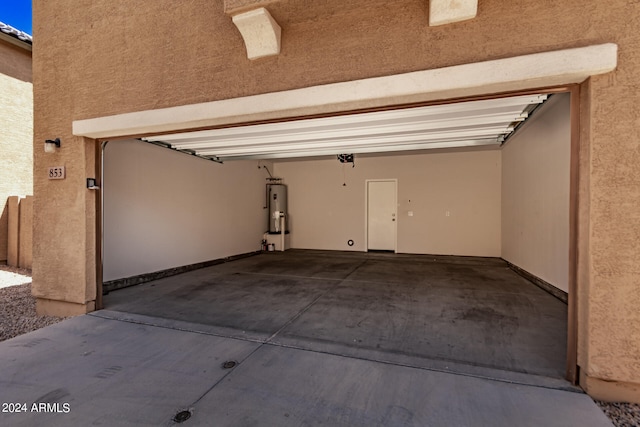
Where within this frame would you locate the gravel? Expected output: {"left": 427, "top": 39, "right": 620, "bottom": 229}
{"left": 0, "top": 265, "right": 66, "bottom": 342}
{"left": 596, "top": 401, "right": 640, "bottom": 427}
{"left": 1, "top": 266, "right": 638, "bottom": 425}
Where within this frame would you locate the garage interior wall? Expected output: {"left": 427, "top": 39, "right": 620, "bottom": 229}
{"left": 273, "top": 150, "right": 502, "bottom": 256}
{"left": 104, "top": 97, "right": 568, "bottom": 291}
{"left": 501, "top": 94, "right": 571, "bottom": 292}
{"left": 103, "top": 139, "right": 270, "bottom": 281}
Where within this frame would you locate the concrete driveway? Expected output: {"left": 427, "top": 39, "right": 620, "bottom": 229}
{"left": 0, "top": 251, "right": 612, "bottom": 426}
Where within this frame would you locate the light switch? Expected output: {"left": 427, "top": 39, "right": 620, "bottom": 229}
{"left": 408, "top": 211, "right": 414, "bottom": 217}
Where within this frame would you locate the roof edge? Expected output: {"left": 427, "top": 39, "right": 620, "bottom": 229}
{"left": 0, "top": 22, "right": 32, "bottom": 52}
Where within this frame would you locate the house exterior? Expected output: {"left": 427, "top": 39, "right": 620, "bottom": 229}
{"left": 32, "top": 0, "right": 639, "bottom": 403}
{"left": 0, "top": 23, "right": 33, "bottom": 266}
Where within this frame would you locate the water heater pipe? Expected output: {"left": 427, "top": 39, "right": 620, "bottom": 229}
{"left": 280, "top": 214, "right": 285, "bottom": 252}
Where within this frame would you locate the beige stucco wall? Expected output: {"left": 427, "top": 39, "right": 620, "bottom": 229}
{"left": 7, "top": 195, "right": 33, "bottom": 269}
{"left": 501, "top": 94, "right": 571, "bottom": 293}
{"left": 17, "top": 195, "right": 33, "bottom": 269}
{"left": 0, "top": 38, "right": 32, "bottom": 263}
{"left": 0, "top": 37, "right": 31, "bottom": 83}
{"left": 32, "top": 0, "right": 640, "bottom": 401}
{"left": 103, "top": 140, "right": 268, "bottom": 281}
{"left": 6, "top": 196, "right": 20, "bottom": 266}
{"left": 274, "top": 150, "right": 501, "bottom": 256}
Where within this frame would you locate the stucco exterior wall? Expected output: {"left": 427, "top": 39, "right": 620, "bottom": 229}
{"left": 0, "top": 38, "right": 31, "bottom": 83}
{"left": 274, "top": 150, "right": 501, "bottom": 256}
{"left": 0, "top": 38, "right": 32, "bottom": 263}
{"left": 17, "top": 195, "right": 33, "bottom": 269}
{"left": 32, "top": 0, "right": 640, "bottom": 401}
{"left": 6, "top": 195, "right": 33, "bottom": 269}
{"left": 501, "top": 94, "right": 571, "bottom": 293}
{"left": 6, "top": 196, "right": 20, "bottom": 266}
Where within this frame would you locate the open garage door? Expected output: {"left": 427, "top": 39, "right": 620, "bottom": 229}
{"left": 101, "top": 90, "right": 575, "bottom": 385}
{"left": 140, "top": 94, "right": 548, "bottom": 161}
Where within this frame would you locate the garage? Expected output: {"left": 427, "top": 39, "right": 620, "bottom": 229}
{"left": 31, "top": 0, "right": 636, "bottom": 402}
{"left": 100, "top": 91, "right": 572, "bottom": 387}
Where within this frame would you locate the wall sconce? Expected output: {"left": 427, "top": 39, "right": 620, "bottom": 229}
{"left": 44, "top": 138, "right": 61, "bottom": 153}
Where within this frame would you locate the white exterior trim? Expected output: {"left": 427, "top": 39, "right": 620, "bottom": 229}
{"left": 429, "top": 0, "right": 478, "bottom": 26}
{"left": 73, "top": 43, "right": 617, "bottom": 139}
{"left": 232, "top": 8, "right": 281, "bottom": 60}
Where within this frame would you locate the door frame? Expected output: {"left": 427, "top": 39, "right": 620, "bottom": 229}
{"left": 364, "top": 179, "right": 398, "bottom": 253}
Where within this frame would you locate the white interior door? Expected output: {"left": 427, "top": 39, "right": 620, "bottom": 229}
{"left": 367, "top": 180, "right": 397, "bottom": 251}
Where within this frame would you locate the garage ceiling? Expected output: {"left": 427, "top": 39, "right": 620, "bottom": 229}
{"left": 142, "top": 94, "right": 548, "bottom": 161}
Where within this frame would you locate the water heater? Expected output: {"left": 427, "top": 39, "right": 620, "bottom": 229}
{"left": 267, "top": 184, "right": 287, "bottom": 233}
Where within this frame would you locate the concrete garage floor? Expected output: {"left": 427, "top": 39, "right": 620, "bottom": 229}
{"left": 0, "top": 251, "right": 612, "bottom": 426}
{"left": 105, "top": 250, "right": 569, "bottom": 386}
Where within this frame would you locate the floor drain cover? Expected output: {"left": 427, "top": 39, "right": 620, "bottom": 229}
{"left": 222, "top": 360, "right": 237, "bottom": 369}
{"left": 173, "top": 410, "right": 191, "bottom": 423}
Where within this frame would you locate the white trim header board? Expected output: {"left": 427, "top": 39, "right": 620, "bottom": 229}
{"left": 73, "top": 44, "right": 617, "bottom": 140}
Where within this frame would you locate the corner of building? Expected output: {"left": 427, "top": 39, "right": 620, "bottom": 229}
{"left": 580, "top": 370, "right": 640, "bottom": 404}
{"left": 36, "top": 298, "right": 95, "bottom": 317}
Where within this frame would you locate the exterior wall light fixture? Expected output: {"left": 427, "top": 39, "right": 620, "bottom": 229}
{"left": 44, "top": 138, "right": 61, "bottom": 153}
